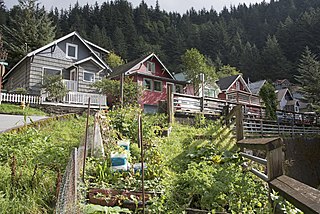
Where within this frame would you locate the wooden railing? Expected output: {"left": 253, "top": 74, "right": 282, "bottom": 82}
{"left": 230, "top": 105, "right": 320, "bottom": 213}
{"left": 0, "top": 92, "right": 41, "bottom": 104}
{"left": 63, "top": 92, "right": 106, "bottom": 106}
{"left": 41, "top": 91, "right": 107, "bottom": 106}
{"left": 62, "top": 80, "right": 78, "bottom": 92}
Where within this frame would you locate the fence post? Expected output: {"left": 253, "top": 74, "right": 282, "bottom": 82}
{"left": 167, "top": 84, "right": 174, "bottom": 124}
{"left": 267, "top": 145, "right": 283, "bottom": 181}
{"left": 236, "top": 105, "right": 244, "bottom": 141}
{"left": 73, "top": 148, "right": 77, "bottom": 206}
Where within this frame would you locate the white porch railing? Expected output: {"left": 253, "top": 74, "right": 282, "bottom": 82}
{"left": 63, "top": 92, "right": 106, "bottom": 106}
{"left": 62, "top": 80, "right": 78, "bottom": 92}
{"left": 0, "top": 92, "right": 41, "bottom": 104}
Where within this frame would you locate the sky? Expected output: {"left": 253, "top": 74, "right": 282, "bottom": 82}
{"left": 5, "top": 0, "right": 268, "bottom": 14}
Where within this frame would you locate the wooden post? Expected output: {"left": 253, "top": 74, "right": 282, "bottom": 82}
{"left": 119, "top": 73, "right": 124, "bottom": 107}
{"left": 224, "top": 104, "right": 230, "bottom": 126}
{"left": 138, "top": 114, "right": 145, "bottom": 213}
{"left": 82, "top": 98, "right": 91, "bottom": 182}
{"left": 200, "top": 73, "right": 205, "bottom": 112}
{"left": 167, "top": 84, "right": 174, "bottom": 124}
{"left": 267, "top": 146, "right": 283, "bottom": 181}
{"left": 236, "top": 105, "right": 244, "bottom": 141}
{"left": 73, "top": 148, "right": 78, "bottom": 205}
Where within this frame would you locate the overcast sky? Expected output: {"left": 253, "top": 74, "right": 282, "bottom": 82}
{"left": 5, "top": 0, "right": 268, "bottom": 14}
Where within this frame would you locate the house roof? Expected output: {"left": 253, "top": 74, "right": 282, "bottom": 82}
{"left": 216, "top": 74, "right": 251, "bottom": 93}
{"left": 72, "top": 57, "right": 105, "bottom": 69}
{"left": 276, "top": 88, "right": 293, "bottom": 101}
{"left": 4, "top": 31, "right": 111, "bottom": 79}
{"left": 248, "top": 80, "right": 266, "bottom": 95}
{"left": 84, "top": 39, "right": 110, "bottom": 54}
{"left": 109, "top": 53, "right": 175, "bottom": 79}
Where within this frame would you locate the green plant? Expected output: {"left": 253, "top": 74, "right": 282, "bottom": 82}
{"left": 84, "top": 204, "right": 131, "bottom": 214}
{"left": 13, "top": 87, "right": 27, "bottom": 94}
{"left": 42, "top": 75, "right": 68, "bottom": 102}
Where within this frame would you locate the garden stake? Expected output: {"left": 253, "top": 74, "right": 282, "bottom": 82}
{"left": 138, "top": 114, "right": 145, "bottom": 213}
{"left": 82, "top": 98, "right": 91, "bottom": 182}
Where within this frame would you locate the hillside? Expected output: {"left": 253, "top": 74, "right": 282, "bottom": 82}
{"left": 1, "top": 0, "right": 320, "bottom": 81}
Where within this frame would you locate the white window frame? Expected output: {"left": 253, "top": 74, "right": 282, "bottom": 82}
{"left": 236, "top": 81, "right": 240, "bottom": 90}
{"left": 153, "top": 80, "right": 162, "bottom": 92}
{"left": 146, "top": 61, "right": 155, "bottom": 74}
{"left": 42, "top": 66, "right": 62, "bottom": 84}
{"left": 83, "top": 71, "right": 95, "bottom": 83}
{"left": 143, "top": 78, "right": 153, "bottom": 91}
{"left": 66, "top": 43, "right": 78, "bottom": 59}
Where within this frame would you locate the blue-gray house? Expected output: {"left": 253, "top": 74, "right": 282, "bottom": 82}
{"left": 3, "top": 31, "right": 111, "bottom": 106}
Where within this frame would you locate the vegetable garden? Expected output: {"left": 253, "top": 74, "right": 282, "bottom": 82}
{"left": 82, "top": 106, "right": 274, "bottom": 213}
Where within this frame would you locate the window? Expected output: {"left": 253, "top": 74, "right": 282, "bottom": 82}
{"left": 43, "top": 67, "right": 61, "bottom": 76}
{"left": 143, "top": 78, "right": 152, "bottom": 90}
{"left": 146, "top": 61, "right": 155, "bottom": 74}
{"left": 66, "top": 43, "right": 78, "bottom": 59}
{"left": 236, "top": 81, "right": 240, "bottom": 90}
{"left": 175, "top": 84, "right": 183, "bottom": 93}
{"left": 154, "top": 80, "right": 162, "bottom": 92}
{"left": 83, "top": 71, "right": 95, "bottom": 82}
{"left": 204, "top": 88, "right": 216, "bottom": 97}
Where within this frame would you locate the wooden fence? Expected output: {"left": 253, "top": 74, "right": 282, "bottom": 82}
{"left": 229, "top": 105, "right": 320, "bottom": 213}
{"left": 0, "top": 92, "right": 41, "bottom": 104}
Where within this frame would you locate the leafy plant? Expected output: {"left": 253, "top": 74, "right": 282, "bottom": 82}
{"left": 42, "top": 75, "right": 68, "bottom": 102}
{"left": 84, "top": 204, "right": 131, "bottom": 214}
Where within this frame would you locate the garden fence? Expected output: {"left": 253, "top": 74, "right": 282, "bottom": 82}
{"left": 55, "top": 113, "right": 105, "bottom": 214}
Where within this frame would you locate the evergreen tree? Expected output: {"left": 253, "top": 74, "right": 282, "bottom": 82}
{"left": 259, "top": 82, "right": 277, "bottom": 120}
{"left": 112, "top": 27, "right": 127, "bottom": 59}
{"left": 260, "top": 35, "right": 291, "bottom": 80}
{"left": 0, "top": 0, "right": 7, "bottom": 25}
{"left": 295, "top": 47, "right": 320, "bottom": 111}
{"left": 2, "top": 0, "right": 56, "bottom": 64}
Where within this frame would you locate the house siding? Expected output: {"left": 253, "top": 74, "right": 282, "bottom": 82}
{"left": 29, "top": 55, "right": 72, "bottom": 94}
{"left": 37, "top": 37, "right": 93, "bottom": 62}
{"left": 78, "top": 61, "right": 102, "bottom": 93}
{"left": 4, "top": 59, "right": 30, "bottom": 92}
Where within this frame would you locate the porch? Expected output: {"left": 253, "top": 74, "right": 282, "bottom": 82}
{"left": 226, "top": 91, "right": 261, "bottom": 106}
{"left": 1, "top": 91, "right": 107, "bottom": 108}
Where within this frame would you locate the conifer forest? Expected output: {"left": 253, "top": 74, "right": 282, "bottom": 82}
{"left": 1, "top": 0, "right": 320, "bottom": 81}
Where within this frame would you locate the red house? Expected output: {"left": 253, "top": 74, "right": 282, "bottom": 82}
{"left": 109, "top": 53, "right": 184, "bottom": 113}
{"left": 216, "top": 74, "right": 260, "bottom": 106}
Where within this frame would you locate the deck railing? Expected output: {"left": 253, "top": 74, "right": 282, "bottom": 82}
{"left": 62, "top": 80, "right": 78, "bottom": 92}
{"left": 63, "top": 91, "right": 106, "bottom": 106}
{"left": 0, "top": 92, "right": 41, "bottom": 104}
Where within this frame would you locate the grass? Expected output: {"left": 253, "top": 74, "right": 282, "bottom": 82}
{"left": 0, "top": 103, "right": 47, "bottom": 116}
{"left": 0, "top": 115, "right": 87, "bottom": 213}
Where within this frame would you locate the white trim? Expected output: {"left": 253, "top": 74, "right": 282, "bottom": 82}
{"left": 84, "top": 39, "right": 110, "bottom": 54}
{"left": 143, "top": 78, "right": 153, "bottom": 91}
{"left": 126, "top": 53, "right": 175, "bottom": 79}
{"left": 153, "top": 80, "right": 162, "bottom": 92}
{"left": 83, "top": 70, "right": 95, "bottom": 82}
{"left": 66, "top": 43, "right": 78, "bottom": 59}
{"left": 226, "top": 75, "right": 252, "bottom": 93}
{"left": 73, "top": 57, "right": 105, "bottom": 69}
{"left": 4, "top": 31, "right": 112, "bottom": 80}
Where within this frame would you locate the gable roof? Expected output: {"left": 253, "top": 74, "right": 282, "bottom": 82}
{"left": 84, "top": 39, "right": 110, "bottom": 54}
{"left": 216, "top": 74, "right": 251, "bottom": 93}
{"left": 248, "top": 80, "right": 266, "bottom": 95}
{"left": 276, "top": 88, "right": 293, "bottom": 101}
{"left": 109, "top": 53, "right": 175, "bottom": 79}
{"left": 4, "top": 31, "right": 111, "bottom": 79}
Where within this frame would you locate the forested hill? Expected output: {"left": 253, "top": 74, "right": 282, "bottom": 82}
{"left": 2, "top": 0, "right": 320, "bottom": 81}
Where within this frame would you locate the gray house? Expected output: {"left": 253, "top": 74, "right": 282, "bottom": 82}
{"left": 3, "top": 31, "right": 111, "bottom": 106}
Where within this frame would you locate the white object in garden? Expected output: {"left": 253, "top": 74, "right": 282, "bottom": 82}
{"left": 111, "top": 152, "right": 129, "bottom": 171}
{"left": 133, "top": 162, "right": 147, "bottom": 173}
{"left": 117, "top": 140, "right": 130, "bottom": 151}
